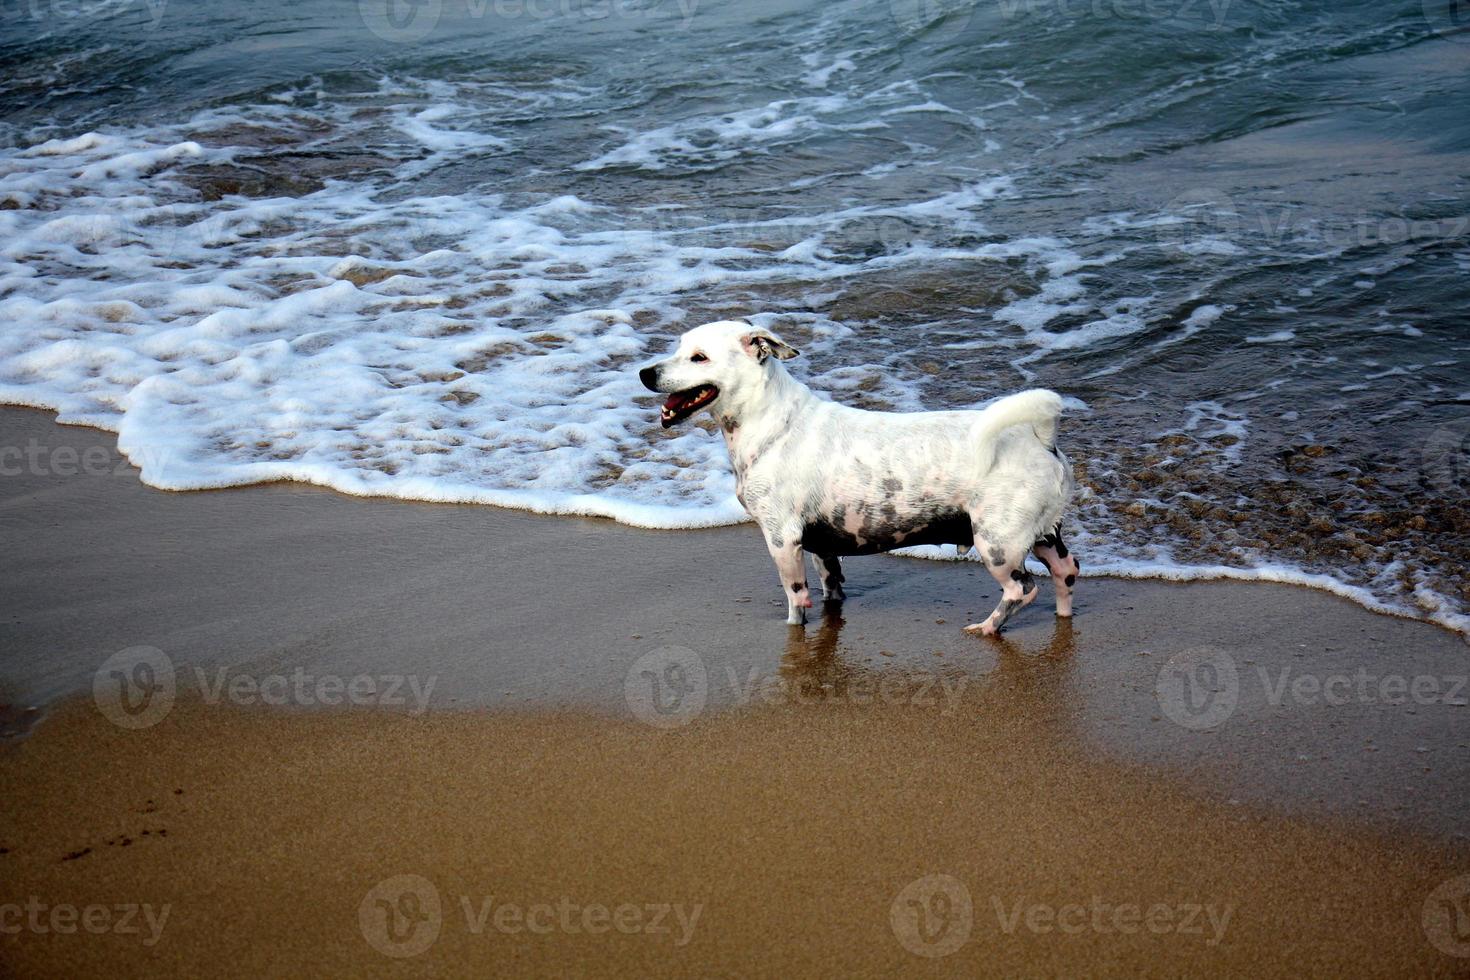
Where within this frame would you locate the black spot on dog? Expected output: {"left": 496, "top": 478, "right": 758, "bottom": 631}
{"left": 988, "top": 545, "right": 1007, "bottom": 567}
{"left": 722, "top": 416, "right": 738, "bottom": 433}
{"left": 1064, "top": 574, "right": 1076, "bottom": 587}
{"left": 804, "top": 510, "right": 972, "bottom": 557}
{"left": 1052, "top": 523, "right": 1070, "bottom": 559}
{"left": 790, "top": 582, "right": 805, "bottom": 593}
{"left": 881, "top": 477, "right": 903, "bottom": 494}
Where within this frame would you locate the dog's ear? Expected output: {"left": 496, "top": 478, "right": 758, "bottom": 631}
{"left": 740, "top": 330, "right": 800, "bottom": 363}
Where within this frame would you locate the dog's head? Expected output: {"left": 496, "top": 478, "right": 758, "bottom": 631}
{"left": 638, "top": 320, "right": 800, "bottom": 428}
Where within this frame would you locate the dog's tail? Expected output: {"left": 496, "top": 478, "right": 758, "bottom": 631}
{"left": 968, "top": 388, "right": 1064, "bottom": 473}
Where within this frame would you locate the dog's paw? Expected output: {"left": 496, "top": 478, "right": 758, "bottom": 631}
{"left": 963, "top": 622, "right": 999, "bottom": 637}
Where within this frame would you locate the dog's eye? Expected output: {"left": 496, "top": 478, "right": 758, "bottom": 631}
{"left": 690, "top": 352, "right": 708, "bottom": 363}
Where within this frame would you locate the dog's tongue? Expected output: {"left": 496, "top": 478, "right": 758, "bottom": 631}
{"left": 663, "top": 391, "right": 689, "bottom": 412}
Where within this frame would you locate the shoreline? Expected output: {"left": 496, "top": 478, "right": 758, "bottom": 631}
{"left": 5, "top": 404, "right": 1466, "bottom": 638}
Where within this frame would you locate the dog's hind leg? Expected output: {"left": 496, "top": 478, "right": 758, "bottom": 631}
{"left": 963, "top": 531, "right": 1040, "bottom": 637}
{"left": 809, "top": 554, "right": 846, "bottom": 602}
{"left": 1032, "top": 523, "right": 1081, "bottom": 618}
{"left": 764, "top": 529, "right": 813, "bottom": 625}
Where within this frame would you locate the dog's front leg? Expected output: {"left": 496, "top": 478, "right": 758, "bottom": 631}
{"left": 763, "top": 528, "right": 812, "bottom": 625}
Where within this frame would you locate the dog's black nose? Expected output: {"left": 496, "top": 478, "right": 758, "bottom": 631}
{"left": 638, "top": 365, "right": 659, "bottom": 391}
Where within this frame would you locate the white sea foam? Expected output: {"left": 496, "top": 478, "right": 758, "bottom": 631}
{"left": 890, "top": 543, "right": 1470, "bottom": 637}
{"left": 0, "top": 82, "right": 1074, "bottom": 531}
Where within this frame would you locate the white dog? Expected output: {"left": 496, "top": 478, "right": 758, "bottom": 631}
{"left": 639, "top": 320, "right": 1080, "bottom": 634}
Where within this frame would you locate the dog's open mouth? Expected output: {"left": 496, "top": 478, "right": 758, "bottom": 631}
{"left": 660, "top": 384, "right": 719, "bottom": 428}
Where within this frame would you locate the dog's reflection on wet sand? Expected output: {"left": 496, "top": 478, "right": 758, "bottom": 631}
{"left": 775, "top": 603, "right": 1080, "bottom": 718}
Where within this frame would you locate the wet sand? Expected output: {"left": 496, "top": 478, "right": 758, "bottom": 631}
{"left": 2, "top": 407, "right": 1470, "bottom": 976}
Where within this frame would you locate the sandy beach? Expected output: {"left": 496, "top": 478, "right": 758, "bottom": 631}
{"left": 3, "top": 407, "right": 1469, "bottom": 976}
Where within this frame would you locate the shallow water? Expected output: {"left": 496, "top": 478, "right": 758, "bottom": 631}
{"left": 1, "top": 0, "right": 1467, "bottom": 630}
